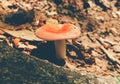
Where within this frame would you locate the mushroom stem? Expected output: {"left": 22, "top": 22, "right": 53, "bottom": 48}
{"left": 54, "top": 40, "right": 66, "bottom": 59}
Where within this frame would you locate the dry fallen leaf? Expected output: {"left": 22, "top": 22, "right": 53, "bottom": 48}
{"left": 0, "top": 35, "right": 6, "bottom": 41}
{"left": 95, "top": 58, "right": 108, "bottom": 71}
{"left": 0, "top": 29, "right": 5, "bottom": 35}
{"left": 12, "top": 38, "right": 21, "bottom": 47}
{"left": 18, "top": 42, "right": 37, "bottom": 50}
{"left": 113, "top": 45, "right": 120, "bottom": 53}
{"left": 59, "top": 16, "right": 75, "bottom": 24}
{"left": 46, "top": 18, "right": 58, "bottom": 24}
{"left": 46, "top": 11, "right": 57, "bottom": 16}
{"left": 4, "top": 29, "right": 42, "bottom": 41}
{"left": 0, "top": 21, "right": 14, "bottom": 30}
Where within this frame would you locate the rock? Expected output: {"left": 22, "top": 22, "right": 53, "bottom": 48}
{"left": 0, "top": 42, "right": 118, "bottom": 84}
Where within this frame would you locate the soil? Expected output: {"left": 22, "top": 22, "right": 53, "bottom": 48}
{"left": 0, "top": 0, "right": 120, "bottom": 83}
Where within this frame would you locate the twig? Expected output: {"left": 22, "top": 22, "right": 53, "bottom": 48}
{"left": 96, "top": 38, "right": 120, "bottom": 66}
{"left": 86, "top": 34, "right": 95, "bottom": 42}
{"left": 99, "top": 37, "right": 117, "bottom": 45}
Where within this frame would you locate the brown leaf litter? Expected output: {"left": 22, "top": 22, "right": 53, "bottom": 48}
{"left": 0, "top": 0, "right": 120, "bottom": 78}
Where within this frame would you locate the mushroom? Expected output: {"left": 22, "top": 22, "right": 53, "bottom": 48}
{"left": 35, "top": 23, "right": 80, "bottom": 60}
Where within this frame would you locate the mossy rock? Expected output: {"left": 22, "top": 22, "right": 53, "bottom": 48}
{"left": 0, "top": 42, "right": 118, "bottom": 84}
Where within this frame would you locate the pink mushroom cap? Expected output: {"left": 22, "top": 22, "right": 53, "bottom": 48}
{"left": 35, "top": 23, "right": 80, "bottom": 41}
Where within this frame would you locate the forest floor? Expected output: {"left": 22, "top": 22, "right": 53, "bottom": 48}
{"left": 0, "top": 0, "right": 120, "bottom": 79}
